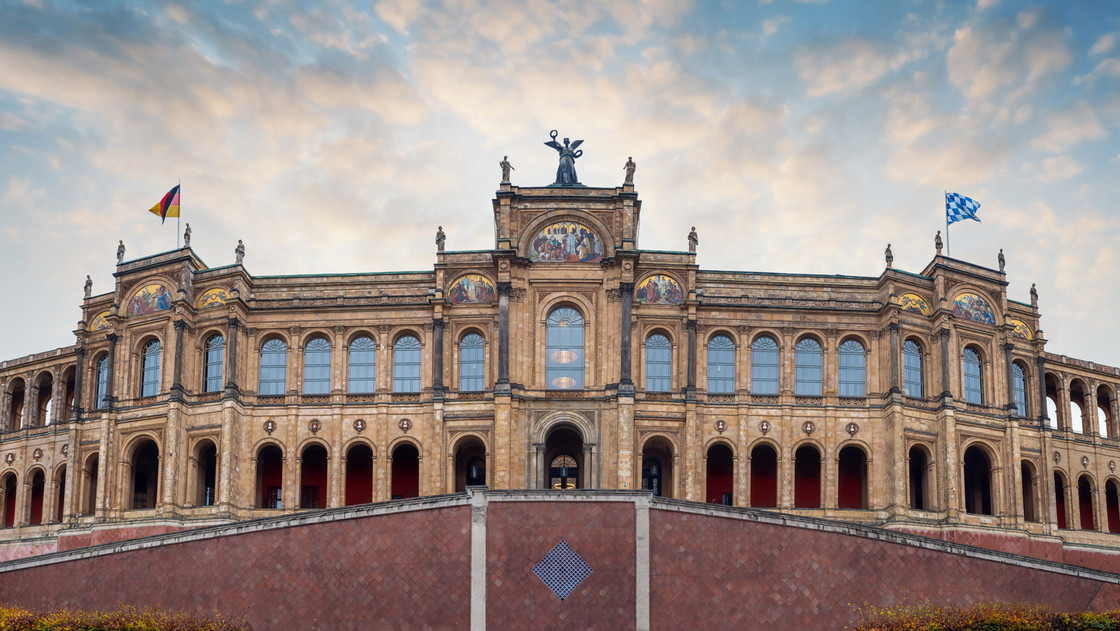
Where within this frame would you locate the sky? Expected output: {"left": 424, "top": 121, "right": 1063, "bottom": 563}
{"left": 0, "top": 0, "right": 1118, "bottom": 366}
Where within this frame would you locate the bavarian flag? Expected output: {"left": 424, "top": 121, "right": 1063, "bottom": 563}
{"left": 148, "top": 185, "right": 180, "bottom": 223}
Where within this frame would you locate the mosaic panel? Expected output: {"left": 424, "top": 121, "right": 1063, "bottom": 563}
{"left": 529, "top": 221, "right": 603, "bottom": 263}
{"left": 88, "top": 311, "right": 110, "bottom": 331}
{"left": 952, "top": 292, "right": 995, "bottom": 325}
{"left": 447, "top": 274, "right": 496, "bottom": 304}
{"left": 196, "top": 288, "right": 230, "bottom": 310}
{"left": 127, "top": 283, "right": 173, "bottom": 316}
{"left": 635, "top": 274, "right": 684, "bottom": 304}
{"left": 1010, "top": 319, "right": 1033, "bottom": 340}
{"left": 898, "top": 293, "right": 931, "bottom": 316}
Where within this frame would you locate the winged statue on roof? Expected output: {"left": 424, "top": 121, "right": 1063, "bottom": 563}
{"left": 544, "top": 130, "right": 583, "bottom": 186}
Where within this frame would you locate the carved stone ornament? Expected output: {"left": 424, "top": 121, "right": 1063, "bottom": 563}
{"left": 309, "top": 419, "right": 321, "bottom": 434}
{"left": 264, "top": 420, "right": 277, "bottom": 435}
{"left": 1081, "top": 455, "right": 1090, "bottom": 469}
{"left": 399, "top": 418, "right": 412, "bottom": 433}
{"left": 803, "top": 421, "right": 815, "bottom": 436}
{"left": 1053, "top": 451, "right": 1061, "bottom": 464}
{"left": 3, "top": 453, "right": 12, "bottom": 465}
{"left": 61, "top": 444, "right": 69, "bottom": 456}
{"left": 354, "top": 419, "right": 366, "bottom": 433}
{"left": 759, "top": 420, "right": 771, "bottom": 434}
{"left": 846, "top": 422, "right": 859, "bottom": 437}
{"left": 32, "top": 448, "right": 42, "bottom": 461}
{"left": 1110, "top": 460, "right": 1116, "bottom": 472}
{"left": 715, "top": 420, "right": 727, "bottom": 434}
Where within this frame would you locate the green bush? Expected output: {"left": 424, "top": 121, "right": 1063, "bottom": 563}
{"left": 851, "top": 602, "right": 1120, "bottom": 630}
{"left": 0, "top": 603, "right": 251, "bottom": 630}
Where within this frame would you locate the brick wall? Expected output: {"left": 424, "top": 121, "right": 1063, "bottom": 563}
{"left": 0, "top": 493, "right": 1119, "bottom": 630}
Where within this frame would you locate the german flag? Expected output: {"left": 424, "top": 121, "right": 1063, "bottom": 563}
{"left": 148, "top": 185, "right": 180, "bottom": 223}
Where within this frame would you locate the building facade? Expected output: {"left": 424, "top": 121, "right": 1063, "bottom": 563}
{"left": 1, "top": 176, "right": 1119, "bottom": 553}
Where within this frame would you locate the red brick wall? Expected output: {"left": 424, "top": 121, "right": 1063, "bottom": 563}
{"left": 651, "top": 510, "right": 1120, "bottom": 629}
{"left": 486, "top": 501, "right": 635, "bottom": 629}
{"left": 0, "top": 507, "right": 471, "bottom": 630}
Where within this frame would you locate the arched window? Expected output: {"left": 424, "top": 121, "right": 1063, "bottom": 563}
{"left": 1012, "top": 362, "right": 1027, "bottom": 417}
{"left": 459, "top": 333, "right": 486, "bottom": 391}
{"left": 903, "top": 340, "right": 923, "bottom": 398}
{"left": 838, "top": 340, "right": 865, "bottom": 398}
{"left": 393, "top": 336, "right": 421, "bottom": 393}
{"left": 962, "top": 347, "right": 983, "bottom": 404}
{"left": 751, "top": 336, "right": 779, "bottom": 395}
{"left": 645, "top": 333, "right": 671, "bottom": 392}
{"left": 95, "top": 355, "right": 109, "bottom": 410}
{"left": 347, "top": 336, "right": 376, "bottom": 393}
{"left": 258, "top": 338, "right": 288, "bottom": 396}
{"left": 546, "top": 308, "right": 584, "bottom": 390}
{"left": 302, "top": 338, "right": 331, "bottom": 395}
{"left": 204, "top": 335, "right": 224, "bottom": 393}
{"left": 706, "top": 335, "right": 735, "bottom": 394}
{"left": 140, "top": 340, "right": 160, "bottom": 397}
{"left": 794, "top": 338, "right": 822, "bottom": 396}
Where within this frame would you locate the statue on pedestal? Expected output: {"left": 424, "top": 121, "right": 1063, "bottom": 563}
{"left": 84, "top": 275, "right": 92, "bottom": 299}
{"left": 624, "top": 157, "right": 636, "bottom": 184}
{"left": 885, "top": 243, "right": 893, "bottom": 268}
{"left": 500, "top": 156, "right": 514, "bottom": 183}
{"left": 116, "top": 240, "right": 125, "bottom": 264}
{"left": 688, "top": 226, "right": 698, "bottom": 253}
{"left": 184, "top": 223, "right": 192, "bottom": 248}
{"left": 998, "top": 248, "right": 1005, "bottom": 272}
{"left": 436, "top": 226, "right": 446, "bottom": 252}
{"left": 544, "top": 130, "right": 583, "bottom": 186}
{"left": 235, "top": 240, "right": 245, "bottom": 265}
{"left": 935, "top": 230, "right": 943, "bottom": 255}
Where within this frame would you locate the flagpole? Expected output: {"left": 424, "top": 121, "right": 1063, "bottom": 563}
{"left": 944, "top": 190, "right": 950, "bottom": 258}
{"left": 176, "top": 178, "right": 181, "bottom": 249}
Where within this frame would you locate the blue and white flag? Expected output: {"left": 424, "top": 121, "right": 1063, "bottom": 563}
{"left": 946, "top": 192, "right": 981, "bottom": 225}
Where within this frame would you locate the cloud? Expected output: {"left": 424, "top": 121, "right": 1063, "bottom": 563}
{"left": 796, "top": 38, "right": 912, "bottom": 97}
{"left": 1075, "top": 57, "right": 1120, "bottom": 86}
{"left": 1033, "top": 156, "right": 1084, "bottom": 183}
{"left": 0, "top": 112, "right": 27, "bottom": 130}
{"left": 1030, "top": 103, "right": 1107, "bottom": 153}
{"left": 1090, "top": 32, "right": 1116, "bottom": 56}
{"left": 761, "top": 16, "right": 789, "bottom": 38}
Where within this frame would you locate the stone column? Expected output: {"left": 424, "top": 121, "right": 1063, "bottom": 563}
{"left": 1084, "top": 390, "right": 1097, "bottom": 436}
{"left": 1004, "top": 343, "right": 1016, "bottom": 416}
{"left": 534, "top": 443, "right": 545, "bottom": 489}
{"left": 51, "top": 369, "right": 65, "bottom": 424}
{"left": 686, "top": 319, "right": 697, "bottom": 399}
{"left": 225, "top": 318, "right": 240, "bottom": 397}
{"left": 583, "top": 444, "right": 595, "bottom": 489}
{"left": 1036, "top": 356, "right": 1049, "bottom": 429}
{"left": 171, "top": 320, "right": 186, "bottom": 400}
{"left": 939, "top": 328, "right": 951, "bottom": 399}
{"left": 496, "top": 282, "right": 511, "bottom": 394}
{"left": 0, "top": 382, "right": 10, "bottom": 432}
{"left": 71, "top": 347, "right": 85, "bottom": 420}
{"left": 25, "top": 372, "right": 40, "bottom": 428}
{"left": 619, "top": 283, "right": 634, "bottom": 394}
{"left": 432, "top": 318, "right": 444, "bottom": 399}
{"left": 105, "top": 333, "right": 118, "bottom": 410}
{"left": 888, "top": 323, "right": 900, "bottom": 394}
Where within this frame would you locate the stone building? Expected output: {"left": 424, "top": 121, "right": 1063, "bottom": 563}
{"left": 1, "top": 168, "right": 1119, "bottom": 557}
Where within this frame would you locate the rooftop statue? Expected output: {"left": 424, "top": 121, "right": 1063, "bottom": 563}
{"left": 544, "top": 130, "right": 583, "bottom": 186}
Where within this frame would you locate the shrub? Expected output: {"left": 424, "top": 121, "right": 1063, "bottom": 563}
{"left": 851, "top": 601, "right": 1120, "bottom": 630}
{"left": 0, "top": 603, "right": 251, "bottom": 630}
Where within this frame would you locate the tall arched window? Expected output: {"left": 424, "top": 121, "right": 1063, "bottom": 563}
{"left": 393, "top": 336, "right": 421, "bottom": 393}
{"left": 1012, "top": 362, "right": 1027, "bottom": 417}
{"left": 903, "top": 340, "right": 923, "bottom": 398}
{"left": 546, "top": 307, "right": 584, "bottom": 390}
{"left": 204, "top": 335, "right": 224, "bottom": 393}
{"left": 140, "top": 340, "right": 161, "bottom": 397}
{"left": 303, "top": 338, "right": 331, "bottom": 395}
{"left": 459, "top": 333, "right": 486, "bottom": 391}
{"left": 95, "top": 355, "right": 109, "bottom": 410}
{"left": 751, "top": 336, "right": 779, "bottom": 395}
{"left": 838, "top": 340, "right": 865, "bottom": 398}
{"left": 962, "top": 347, "right": 983, "bottom": 404}
{"left": 706, "top": 335, "right": 735, "bottom": 394}
{"left": 794, "top": 338, "right": 822, "bottom": 396}
{"left": 347, "top": 336, "right": 376, "bottom": 393}
{"left": 645, "top": 333, "right": 671, "bottom": 392}
{"left": 258, "top": 338, "right": 288, "bottom": 396}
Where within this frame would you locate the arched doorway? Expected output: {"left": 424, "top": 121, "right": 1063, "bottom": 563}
{"left": 300, "top": 444, "right": 328, "bottom": 509}
{"left": 54, "top": 465, "right": 66, "bottom": 523}
{"left": 962, "top": 446, "right": 993, "bottom": 516}
{"left": 750, "top": 443, "right": 778, "bottom": 508}
{"left": 705, "top": 443, "right": 733, "bottom": 505}
{"left": 129, "top": 439, "right": 160, "bottom": 510}
{"left": 28, "top": 469, "right": 45, "bottom": 525}
{"left": 1054, "top": 472, "right": 1069, "bottom": 529}
{"left": 794, "top": 444, "right": 821, "bottom": 509}
{"left": 1078, "top": 475, "right": 1095, "bottom": 530}
{"left": 544, "top": 425, "right": 584, "bottom": 490}
{"left": 195, "top": 441, "right": 217, "bottom": 507}
{"left": 1107, "top": 480, "right": 1120, "bottom": 534}
{"left": 256, "top": 445, "right": 283, "bottom": 509}
{"left": 344, "top": 443, "right": 374, "bottom": 506}
{"left": 641, "top": 437, "right": 673, "bottom": 498}
{"left": 837, "top": 446, "right": 867, "bottom": 509}
{"left": 1, "top": 473, "right": 16, "bottom": 527}
{"left": 453, "top": 436, "right": 487, "bottom": 492}
{"left": 391, "top": 443, "right": 420, "bottom": 499}
{"left": 82, "top": 454, "right": 98, "bottom": 515}
{"left": 908, "top": 445, "right": 930, "bottom": 510}
{"left": 1021, "top": 461, "right": 1038, "bottom": 523}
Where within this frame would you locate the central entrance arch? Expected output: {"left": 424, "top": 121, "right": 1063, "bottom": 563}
{"left": 545, "top": 426, "right": 584, "bottom": 490}
{"left": 533, "top": 412, "right": 596, "bottom": 490}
